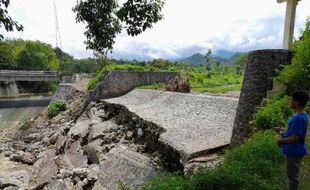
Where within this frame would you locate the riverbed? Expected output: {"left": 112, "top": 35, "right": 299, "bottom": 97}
{"left": 0, "top": 96, "right": 51, "bottom": 129}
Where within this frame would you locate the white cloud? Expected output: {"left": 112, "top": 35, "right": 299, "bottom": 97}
{"left": 2, "top": 0, "right": 310, "bottom": 60}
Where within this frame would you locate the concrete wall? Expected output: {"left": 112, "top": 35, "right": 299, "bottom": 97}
{"left": 51, "top": 84, "right": 73, "bottom": 103}
{"left": 88, "top": 70, "right": 180, "bottom": 101}
{"left": 230, "top": 49, "right": 292, "bottom": 146}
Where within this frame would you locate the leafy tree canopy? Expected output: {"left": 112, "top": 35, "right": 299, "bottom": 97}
{"left": 73, "top": 0, "right": 164, "bottom": 56}
{"left": 0, "top": 41, "right": 15, "bottom": 69}
{"left": 0, "top": 0, "right": 23, "bottom": 39}
{"left": 16, "top": 41, "right": 59, "bottom": 71}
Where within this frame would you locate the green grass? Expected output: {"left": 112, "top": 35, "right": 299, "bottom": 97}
{"left": 137, "top": 83, "right": 166, "bottom": 90}
{"left": 192, "top": 84, "right": 242, "bottom": 93}
{"left": 142, "top": 131, "right": 286, "bottom": 190}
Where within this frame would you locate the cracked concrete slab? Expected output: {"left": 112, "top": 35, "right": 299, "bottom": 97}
{"left": 105, "top": 89, "right": 238, "bottom": 162}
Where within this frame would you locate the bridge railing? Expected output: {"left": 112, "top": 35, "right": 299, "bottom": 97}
{"left": 0, "top": 70, "right": 61, "bottom": 76}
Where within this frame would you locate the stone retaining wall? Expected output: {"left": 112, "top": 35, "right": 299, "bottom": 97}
{"left": 88, "top": 70, "right": 180, "bottom": 101}
{"left": 230, "top": 49, "right": 292, "bottom": 146}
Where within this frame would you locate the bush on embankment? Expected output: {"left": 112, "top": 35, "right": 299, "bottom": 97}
{"left": 48, "top": 100, "right": 67, "bottom": 118}
{"left": 277, "top": 21, "right": 310, "bottom": 93}
{"left": 254, "top": 95, "right": 293, "bottom": 130}
{"left": 142, "top": 131, "right": 285, "bottom": 190}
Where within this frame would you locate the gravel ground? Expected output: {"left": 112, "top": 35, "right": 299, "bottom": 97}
{"left": 106, "top": 89, "right": 239, "bottom": 161}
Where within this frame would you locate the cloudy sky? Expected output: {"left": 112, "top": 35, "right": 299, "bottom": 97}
{"left": 4, "top": 0, "right": 310, "bottom": 60}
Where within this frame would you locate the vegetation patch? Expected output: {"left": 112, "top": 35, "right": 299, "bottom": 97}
{"left": 48, "top": 100, "right": 67, "bottom": 118}
{"left": 254, "top": 96, "right": 293, "bottom": 130}
{"left": 278, "top": 21, "right": 310, "bottom": 93}
{"left": 142, "top": 131, "right": 285, "bottom": 190}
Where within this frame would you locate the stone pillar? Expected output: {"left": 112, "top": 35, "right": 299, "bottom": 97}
{"left": 230, "top": 49, "right": 292, "bottom": 147}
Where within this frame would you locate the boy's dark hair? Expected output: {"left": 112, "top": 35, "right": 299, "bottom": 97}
{"left": 292, "top": 90, "right": 309, "bottom": 107}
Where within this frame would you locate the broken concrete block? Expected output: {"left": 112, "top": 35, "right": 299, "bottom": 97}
{"left": 93, "top": 147, "right": 159, "bottom": 190}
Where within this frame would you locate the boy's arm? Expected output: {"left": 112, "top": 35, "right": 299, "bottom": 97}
{"left": 277, "top": 135, "right": 299, "bottom": 146}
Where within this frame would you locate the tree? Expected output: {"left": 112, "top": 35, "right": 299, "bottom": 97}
{"left": 0, "top": 0, "right": 23, "bottom": 39}
{"left": 234, "top": 53, "right": 248, "bottom": 75}
{"left": 17, "top": 41, "right": 59, "bottom": 71}
{"left": 204, "top": 49, "right": 212, "bottom": 78}
{"left": 73, "top": 0, "right": 164, "bottom": 56}
{"left": 0, "top": 41, "right": 16, "bottom": 69}
{"left": 54, "top": 47, "right": 74, "bottom": 64}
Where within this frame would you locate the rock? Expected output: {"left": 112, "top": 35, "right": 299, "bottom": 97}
{"left": 94, "top": 109, "right": 107, "bottom": 118}
{"left": 85, "top": 139, "right": 102, "bottom": 164}
{"left": 55, "top": 141, "right": 87, "bottom": 170}
{"left": 57, "top": 169, "right": 73, "bottom": 180}
{"left": 3, "top": 186, "right": 18, "bottom": 190}
{"left": 126, "top": 131, "right": 134, "bottom": 140}
{"left": 10, "top": 151, "right": 36, "bottom": 165}
{"left": 137, "top": 128, "right": 144, "bottom": 138}
{"left": 29, "top": 149, "right": 58, "bottom": 190}
{"left": 23, "top": 133, "right": 42, "bottom": 143}
{"left": 12, "top": 141, "right": 27, "bottom": 151}
{"left": 67, "top": 120, "right": 90, "bottom": 139}
{"left": 184, "top": 154, "right": 223, "bottom": 175}
{"left": 90, "top": 117, "right": 101, "bottom": 126}
{"left": 25, "top": 142, "right": 43, "bottom": 155}
{"left": 4, "top": 150, "right": 13, "bottom": 157}
{"left": 73, "top": 168, "right": 91, "bottom": 178}
{"left": 55, "top": 134, "right": 66, "bottom": 154}
{"left": 23, "top": 152, "right": 36, "bottom": 165}
{"left": 93, "top": 148, "right": 159, "bottom": 190}
{"left": 9, "top": 152, "right": 23, "bottom": 163}
{"left": 0, "top": 170, "right": 30, "bottom": 189}
{"left": 43, "top": 180, "right": 73, "bottom": 190}
{"left": 88, "top": 120, "right": 119, "bottom": 142}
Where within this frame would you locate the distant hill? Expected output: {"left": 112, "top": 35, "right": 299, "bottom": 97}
{"left": 214, "top": 50, "right": 237, "bottom": 59}
{"left": 179, "top": 50, "right": 246, "bottom": 65}
{"left": 179, "top": 53, "right": 206, "bottom": 65}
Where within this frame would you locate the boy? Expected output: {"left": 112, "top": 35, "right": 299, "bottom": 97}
{"left": 275, "top": 90, "right": 309, "bottom": 190}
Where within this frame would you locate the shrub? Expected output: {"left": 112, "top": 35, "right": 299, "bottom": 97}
{"left": 254, "top": 96, "right": 293, "bottom": 130}
{"left": 48, "top": 100, "right": 67, "bottom": 118}
{"left": 278, "top": 21, "right": 310, "bottom": 93}
{"left": 143, "top": 131, "right": 285, "bottom": 190}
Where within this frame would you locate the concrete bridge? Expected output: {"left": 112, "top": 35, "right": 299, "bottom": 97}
{"left": 0, "top": 70, "right": 62, "bottom": 82}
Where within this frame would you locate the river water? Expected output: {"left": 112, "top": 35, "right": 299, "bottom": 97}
{"left": 0, "top": 96, "right": 52, "bottom": 129}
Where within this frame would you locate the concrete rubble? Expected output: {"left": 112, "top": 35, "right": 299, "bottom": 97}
{"left": 0, "top": 89, "right": 238, "bottom": 189}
